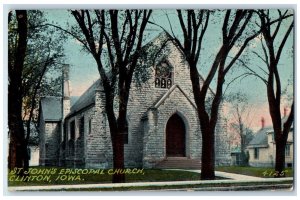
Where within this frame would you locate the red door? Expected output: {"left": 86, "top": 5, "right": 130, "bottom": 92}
{"left": 166, "top": 114, "right": 185, "bottom": 157}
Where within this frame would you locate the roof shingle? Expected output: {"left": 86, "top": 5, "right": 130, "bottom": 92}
{"left": 69, "top": 79, "right": 102, "bottom": 115}
{"left": 248, "top": 126, "right": 273, "bottom": 147}
{"left": 40, "top": 97, "right": 62, "bottom": 121}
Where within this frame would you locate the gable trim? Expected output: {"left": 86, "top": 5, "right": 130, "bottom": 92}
{"left": 153, "top": 84, "right": 197, "bottom": 109}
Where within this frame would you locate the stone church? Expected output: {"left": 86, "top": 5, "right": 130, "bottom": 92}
{"left": 39, "top": 32, "right": 231, "bottom": 169}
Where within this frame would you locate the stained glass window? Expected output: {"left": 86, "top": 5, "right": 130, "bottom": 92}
{"left": 155, "top": 61, "right": 173, "bottom": 89}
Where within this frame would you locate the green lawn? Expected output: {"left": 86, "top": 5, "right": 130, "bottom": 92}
{"left": 216, "top": 166, "right": 294, "bottom": 178}
{"left": 8, "top": 166, "right": 294, "bottom": 187}
{"left": 8, "top": 167, "right": 203, "bottom": 186}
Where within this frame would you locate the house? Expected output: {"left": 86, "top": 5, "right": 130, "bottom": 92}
{"left": 247, "top": 117, "right": 293, "bottom": 168}
{"left": 38, "top": 32, "right": 231, "bottom": 169}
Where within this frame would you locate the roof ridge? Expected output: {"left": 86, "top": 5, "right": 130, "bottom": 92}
{"left": 69, "top": 79, "right": 101, "bottom": 115}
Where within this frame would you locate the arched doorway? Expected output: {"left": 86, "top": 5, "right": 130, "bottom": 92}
{"left": 166, "top": 113, "right": 185, "bottom": 157}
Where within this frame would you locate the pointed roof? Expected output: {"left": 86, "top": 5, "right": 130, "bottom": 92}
{"left": 40, "top": 96, "right": 62, "bottom": 121}
{"left": 247, "top": 126, "right": 273, "bottom": 148}
{"left": 67, "top": 32, "right": 214, "bottom": 118}
{"left": 248, "top": 114, "right": 294, "bottom": 149}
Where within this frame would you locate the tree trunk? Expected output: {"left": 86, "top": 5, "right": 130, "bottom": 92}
{"left": 8, "top": 10, "right": 28, "bottom": 172}
{"left": 188, "top": 61, "right": 216, "bottom": 180}
{"left": 8, "top": 86, "right": 27, "bottom": 172}
{"left": 275, "top": 138, "right": 286, "bottom": 177}
{"left": 105, "top": 92, "right": 126, "bottom": 183}
{"left": 200, "top": 126, "right": 215, "bottom": 180}
{"left": 112, "top": 132, "right": 125, "bottom": 183}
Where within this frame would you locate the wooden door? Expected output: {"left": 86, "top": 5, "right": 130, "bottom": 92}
{"left": 166, "top": 114, "right": 185, "bottom": 156}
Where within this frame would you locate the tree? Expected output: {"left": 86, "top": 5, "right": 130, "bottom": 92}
{"left": 23, "top": 12, "right": 65, "bottom": 171}
{"left": 63, "top": 10, "right": 152, "bottom": 183}
{"left": 8, "top": 10, "right": 65, "bottom": 172}
{"left": 8, "top": 10, "right": 28, "bottom": 171}
{"left": 256, "top": 10, "right": 294, "bottom": 176}
{"left": 162, "top": 10, "right": 260, "bottom": 179}
{"left": 227, "top": 92, "right": 254, "bottom": 166}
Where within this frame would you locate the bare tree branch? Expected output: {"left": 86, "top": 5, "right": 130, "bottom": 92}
{"left": 275, "top": 20, "right": 293, "bottom": 65}
{"left": 195, "top": 11, "right": 210, "bottom": 64}
{"left": 234, "top": 57, "right": 268, "bottom": 84}
{"left": 252, "top": 51, "right": 269, "bottom": 69}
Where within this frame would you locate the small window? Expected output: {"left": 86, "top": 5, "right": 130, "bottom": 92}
{"left": 285, "top": 144, "right": 291, "bottom": 157}
{"left": 155, "top": 61, "right": 173, "bottom": 89}
{"left": 69, "top": 120, "right": 75, "bottom": 156}
{"left": 63, "top": 124, "right": 67, "bottom": 142}
{"left": 70, "top": 120, "right": 75, "bottom": 140}
{"left": 69, "top": 140, "right": 75, "bottom": 156}
{"left": 79, "top": 116, "right": 84, "bottom": 138}
{"left": 254, "top": 148, "right": 259, "bottom": 159}
{"left": 89, "top": 119, "right": 92, "bottom": 134}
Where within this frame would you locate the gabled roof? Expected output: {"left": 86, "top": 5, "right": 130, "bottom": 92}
{"left": 67, "top": 32, "right": 214, "bottom": 117}
{"left": 40, "top": 96, "right": 62, "bottom": 121}
{"left": 70, "top": 96, "right": 80, "bottom": 106}
{"left": 68, "top": 79, "right": 102, "bottom": 116}
{"left": 248, "top": 126, "right": 273, "bottom": 148}
{"left": 248, "top": 114, "right": 294, "bottom": 149}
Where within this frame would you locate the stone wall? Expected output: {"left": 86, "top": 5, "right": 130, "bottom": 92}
{"left": 64, "top": 105, "right": 91, "bottom": 167}
{"left": 85, "top": 89, "right": 113, "bottom": 168}
{"left": 60, "top": 33, "right": 231, "bottom": 169}
{"left": 141, "top": 86, "right": 202, "bottom": 168}
{"left": 215, "top": 106, "right": 231, "bottom": 166}
{"left": 127, "top": 37, "right": 205, "bottom": 168}
{"left": 125, "top": 35, "right": 230, "bottom": 168}
{"left": 40, "top": 121, "right": 61, "bottom": 166}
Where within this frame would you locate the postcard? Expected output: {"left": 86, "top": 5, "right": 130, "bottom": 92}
{"left": 6, "top": 8, "right": 294, "bottom": 192}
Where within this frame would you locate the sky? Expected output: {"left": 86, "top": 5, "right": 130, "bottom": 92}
{"left": 45, "top": 9, "right": 294, "bottom": 131}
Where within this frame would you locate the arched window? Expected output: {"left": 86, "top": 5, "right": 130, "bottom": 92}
{"left": 79, "top": 116, "right": 84, "bottom": 138}
{"left": 88, "top": 119, "right": 92, "bottom": 134}
{"left": 69, "top": 120, "right": 75, "bottom": 156}
{"left": 155, "top": 61, "right": 173, "bottom": 89}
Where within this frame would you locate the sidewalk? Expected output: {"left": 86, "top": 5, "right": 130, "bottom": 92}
{"left": 185, "top": 169, "right": 265, "bottom": 180}
{"left": 7, "top": 170, "right": 293, "bottom": 192}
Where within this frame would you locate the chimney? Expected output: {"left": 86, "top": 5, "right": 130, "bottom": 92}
{"left": 62, "top": 64, "right": 71, "bottom": 119}
{"left": 63, "top": 64, "right": 70, "bottom": 99}
{"left": 261, "top": 117, "right": 265, "bottom": 129}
